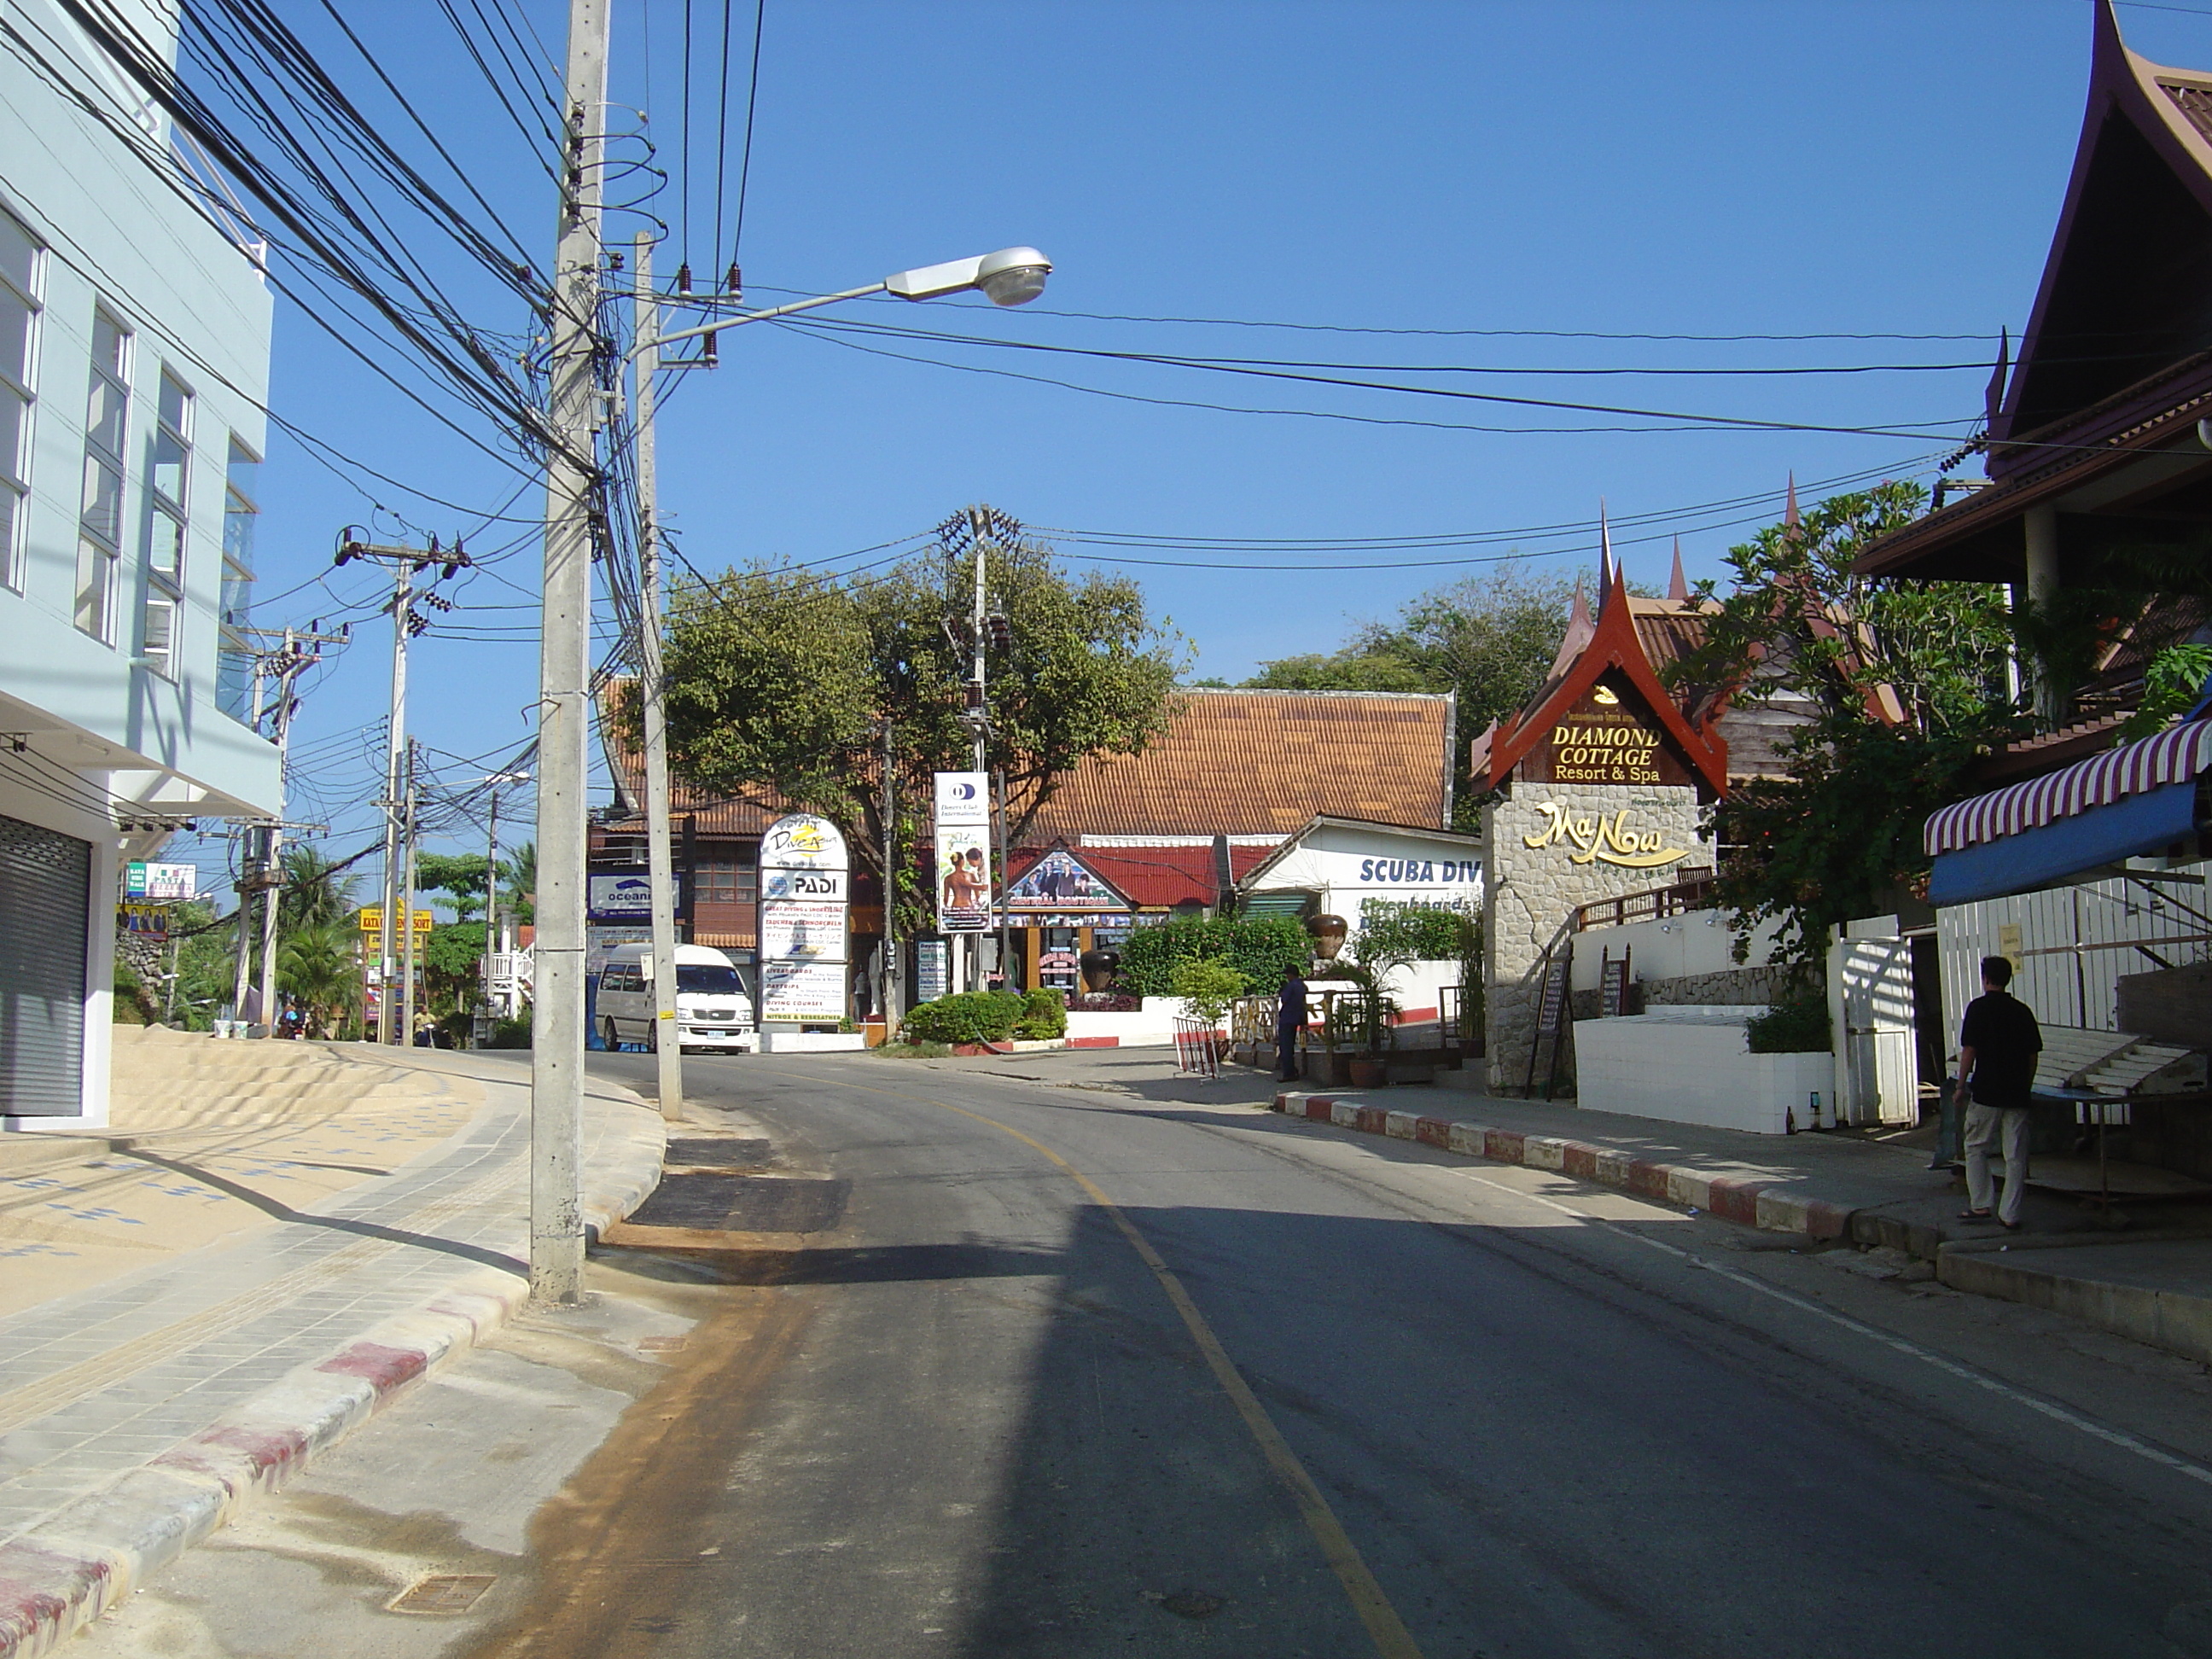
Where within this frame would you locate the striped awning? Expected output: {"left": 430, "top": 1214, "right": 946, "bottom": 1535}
{"left": 1925, "top": 719, "right": 2212, "bottom": 855}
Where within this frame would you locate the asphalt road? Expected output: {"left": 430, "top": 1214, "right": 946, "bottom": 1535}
{"left": 484, "top": 1050, "right": 2212, "bottom": 1659}
{"left": 70, "top": 1046, "right": 2212, "bottom": 1659}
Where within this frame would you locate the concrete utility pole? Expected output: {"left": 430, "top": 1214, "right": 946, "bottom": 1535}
{"left": 633, "top": 230, "right": 683, "bottom": 1125}
{"left": 253, "top": 625, "right": 344, "bottom": 1035}
{"left": 881, "top": 717, "right": 899, "bottom": 1024}
{"left": 334, "top": 533, "right": 471, "bottom": 1040}
{"left": 400, "top": 739, "right": 421, "bottom": 1045}
{"left": 381, "top": 559, "right": 411, "bottom": 1043}
{"left": 533, "top": 0, "right": 611, "bottom": 1305}
{"left": 965, "top": 508, "right": 989, "bottom": 992}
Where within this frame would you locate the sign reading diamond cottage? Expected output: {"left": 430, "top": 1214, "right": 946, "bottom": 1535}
{"left": 1470, "top": 564, "right": 1731, "bottom": 1092}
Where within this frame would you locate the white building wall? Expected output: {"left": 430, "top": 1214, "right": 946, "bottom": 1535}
{"left": 3, "top": 0, "right": 277, "bottom": 1124}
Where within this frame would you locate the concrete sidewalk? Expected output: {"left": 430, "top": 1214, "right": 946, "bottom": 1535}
{"left": 0, "top": 1036, "right": 665, "bottom": 1659}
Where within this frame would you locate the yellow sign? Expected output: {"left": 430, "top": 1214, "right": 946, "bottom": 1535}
{"left": 1522, "top": 801, "right": 1692, "bottom": 870}
{"left": 1996, "top": 922, "right": 2024, "bottom": 972}
{"left": 358, "top": 907, "right": 435, "bottom": 934}
{"left": 1551, "top": 716, "right": 1667, "bottom": 786}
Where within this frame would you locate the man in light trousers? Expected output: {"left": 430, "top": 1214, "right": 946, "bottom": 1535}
{"left": 1956, "top": 954, "right": 2042, "bottom": 1231}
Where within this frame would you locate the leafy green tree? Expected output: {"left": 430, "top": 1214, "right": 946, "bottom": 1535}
{"left": 416, "top": 853, "right": 492, "bottom": 921}
{"left": 1169, "top": 957, "right": 1249, "bottom": 1027}
{"left": 645, "top": 524, "right": 1185, "bottom": 935}
{"left": 1241, "top": 560, "right": 1581, "bottom": 825}
{"left": 422, "top": 920, "right": 489, "bottom": 1016}
{"left": 1661, "top": 482, "right": 2021, "bottom": 968}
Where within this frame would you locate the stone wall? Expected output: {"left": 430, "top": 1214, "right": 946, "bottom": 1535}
{"left": 1642, "top": 963, "right": 1797, "bottom": 1008}
{"left": 1481, "top": 781, "right": 1710, "bottom": 1092}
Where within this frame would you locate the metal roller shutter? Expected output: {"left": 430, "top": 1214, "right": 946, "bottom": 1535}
{"left": 1, "top": 812, "right": 90, "bottom": 1115}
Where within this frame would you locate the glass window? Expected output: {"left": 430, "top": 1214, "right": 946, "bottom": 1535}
{"left": 157, "top": 372, "right": 189, "bottom": 438}
{"left": 75, "top": 534, "right": 115, "bottom": 638}
{"left": 77, "top": 309, "right": 130, "bottom": 643}
{"left": 151, "top": 372, "right": 190, "bottom": 509}
{"left": 675, "top": 964, "right": 743, "bottom": 993}
{"left": 217, "top": 437, "right": 259, "bottom": 720}
{"left": 0, "top": 393, "right": 22, "bottom": 489}
{"left": 0, "top": 209, "right": 36, "bottom": 297}
{"left": 149, "top": 506, "right": 184, "bottom": 579}
{"left": 141, "top": 595, "right": 175, "bottom": 679}
{"left": 91, "top": 311, "right": 127, "bottom": 379}
{"left": 0, "top": 287, "right": 31, "bottom": 389}
{"left": 0, "top": 207, "right": 40, "bottom": 595}
{"left": 81, "top": 452, "right": 121, "bottom": 544}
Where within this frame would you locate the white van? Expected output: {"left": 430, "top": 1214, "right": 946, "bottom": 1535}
{"left": 597, "top": 943, "right": 754, "bottom": 1053}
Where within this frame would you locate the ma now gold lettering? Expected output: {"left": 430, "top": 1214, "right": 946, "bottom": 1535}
{"left": 1521, "top": 800, "right": 1691, "bottom": 869}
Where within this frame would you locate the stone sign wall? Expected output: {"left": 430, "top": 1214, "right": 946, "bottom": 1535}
{"left": 1481, "top": 780, "right": 1710, "bottom": 1092}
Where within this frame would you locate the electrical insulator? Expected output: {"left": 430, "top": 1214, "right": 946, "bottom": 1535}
{"left": 675, "top": 262, "right": 692, "bottom": 294}
{"left": 986, "top": 614, "right": 1012, "bottom": 652}
{"left": 701, "top": 329, "right": 719, "bottom": 364}
{"left": 725, "top": 262, "right": 742, "bottom": 294}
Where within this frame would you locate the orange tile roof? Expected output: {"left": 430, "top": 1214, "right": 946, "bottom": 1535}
{"left": 1022, "top": 689, "right": 1454, "bottom": 841}
{"left": 597, "top": 684, "right": 1454, "bottom": 844}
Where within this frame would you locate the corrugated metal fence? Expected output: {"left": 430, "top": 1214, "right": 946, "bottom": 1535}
{"left": 1936, "top": 859, "right": 2212, "bottom": 1050}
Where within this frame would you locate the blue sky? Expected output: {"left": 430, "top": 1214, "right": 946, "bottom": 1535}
{"left": 181, "top": 0, "right": 2212, "bottom": 889}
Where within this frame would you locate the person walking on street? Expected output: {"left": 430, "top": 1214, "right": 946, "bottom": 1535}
{"left": 1957, "top": 954, "right": 2042, "bottom": 1231}
{"left": 1276, "top": 963, "right": 1309, "bottom": 1082}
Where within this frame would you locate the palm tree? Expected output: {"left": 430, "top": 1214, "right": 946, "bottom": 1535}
{"left": 277, "top": 921, "right": 364, "bottom": 1038}
{"left": 279, "top": 845, "right": 361, "bottom": 931}
{"left": 500, "top": 841, "right": 536, "bottom": 926}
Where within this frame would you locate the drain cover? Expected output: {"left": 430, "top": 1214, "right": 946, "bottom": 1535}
{"left": 388, "top": 1575, "right": 497, "bottom": 1615}
{"left": 666, "top": 1137, "right": 772, "bottom": 1167}
{"left": 626, "top": 1172, "right": 849, "bottom": 1233}
{"left": 638, "top": 1335, "right": 687, "bottom": 1353}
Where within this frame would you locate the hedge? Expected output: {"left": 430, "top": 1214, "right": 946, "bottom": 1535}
{"left": 1745, "top": 995, "right": 1831, "bottom": 1054}
{"left": 1117, "top": 915, "right": 1312, "bottom": 998}
{"left": 905, "top": 990, "right": 1025, "bottom": 1045}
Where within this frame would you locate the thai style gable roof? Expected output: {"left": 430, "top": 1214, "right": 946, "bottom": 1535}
{"left": 1478, "top": 563, "right": 1731, "bottom": 800}
{"left": 1994, "top": 0, "right": 2212, "bottom": 464}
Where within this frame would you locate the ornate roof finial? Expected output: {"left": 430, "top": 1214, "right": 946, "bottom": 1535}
{"left": 1598, "top": 498, "right": 1615, "bottom": 591}
{"left": 1668, "top": 536, "right": 1689, "bottom": 602}
{"left": 1784, "top": 472, "right": 1801, "bottom": 538}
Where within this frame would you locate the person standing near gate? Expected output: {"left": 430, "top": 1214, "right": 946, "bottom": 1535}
{"left": 1277, "top": 963, "right": 1309, "bottom": 1082}
{"left": 1957, "top": 954, "right": 2041, "bottom": 1231}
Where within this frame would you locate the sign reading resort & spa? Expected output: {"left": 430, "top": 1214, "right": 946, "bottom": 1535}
{"left": 1544, "top": 683, "right": 1688, "bottom": 789}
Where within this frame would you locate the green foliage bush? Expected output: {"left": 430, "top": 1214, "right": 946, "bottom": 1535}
{"left": 484, "top": 1013, "right": 533, "bottom": 1049}
{"left": 905, "top": 990, "right": 1025, "bottom": 1045}
{"left": 1118, "top": 915, "right": 1310, "bottom": 998}
{"left": 1014, "top": 987, "right": 1067, "bottom": 1040}
{"left": 1168, "top": 958, "right": 1249, "bottom": 1026}
{"left": 1744, "top": 996, "right": 1831, "bottom": 1054}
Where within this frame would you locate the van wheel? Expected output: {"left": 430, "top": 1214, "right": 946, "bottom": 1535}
{"left": 646, "top": 1020, "right": 660, "bottom": 1054}
{"left": 601, "top": 1016, "right": 621, "bottom": 1052}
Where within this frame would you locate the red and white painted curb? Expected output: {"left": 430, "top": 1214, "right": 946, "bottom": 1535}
{"left": 0, "top": 1097, "right": 665, "bottom": 1659}
{"left": 1272, "top": 1091, "right": 1858, "bottom": 1240}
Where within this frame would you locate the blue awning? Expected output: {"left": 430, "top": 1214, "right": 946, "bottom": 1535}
{"left": 1928, "top": 780, "right": 2200, "bottom": 905}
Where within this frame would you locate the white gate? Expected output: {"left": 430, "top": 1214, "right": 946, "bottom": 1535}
{"left": 1831, "top": 932, "right": 1916, "bottom": 1126}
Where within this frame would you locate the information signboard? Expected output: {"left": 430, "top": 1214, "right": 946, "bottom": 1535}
{"left": 758, "top": 813, "right": 850, "bottom": 1023}
{"left": 125, "top": 861, "right": 198, "bottom": 901}
{"left": 760, "top": 899, "right": 846, "bottom": 959}
{"left": 760, "top": 958, "right": 847, "bottom": 1022}
{"left": 586, "top": 869, "right": 687, "bottom": 922}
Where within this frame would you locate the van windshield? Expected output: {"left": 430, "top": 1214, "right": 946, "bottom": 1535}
{"left": 676, "top": 964, "right": 744, "bottom": 994}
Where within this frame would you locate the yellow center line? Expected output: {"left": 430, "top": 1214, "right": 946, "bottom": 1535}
{"left": 754, "top": 1064, "right": 1428, "bottom": 1659}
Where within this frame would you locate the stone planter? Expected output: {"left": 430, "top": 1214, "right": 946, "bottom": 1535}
{"left": 1348, "top": 1057, "right": 1388, "bottom": 1089}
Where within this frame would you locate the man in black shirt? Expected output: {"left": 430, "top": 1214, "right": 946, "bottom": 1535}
{"left": 1957, "top": 954, "right": 2042, "bottom": 1230}
{"left": 1277, "top": 964, "right": 1310, "bottom": 1082}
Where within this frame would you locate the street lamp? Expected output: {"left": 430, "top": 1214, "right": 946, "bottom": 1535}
{"left": 637, "top": 246, "right": 1054, "bottom": 361}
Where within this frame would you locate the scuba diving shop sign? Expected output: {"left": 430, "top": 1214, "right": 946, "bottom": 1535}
{"left": 758, "top": 814, "right": 849, "bottom": 1021}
